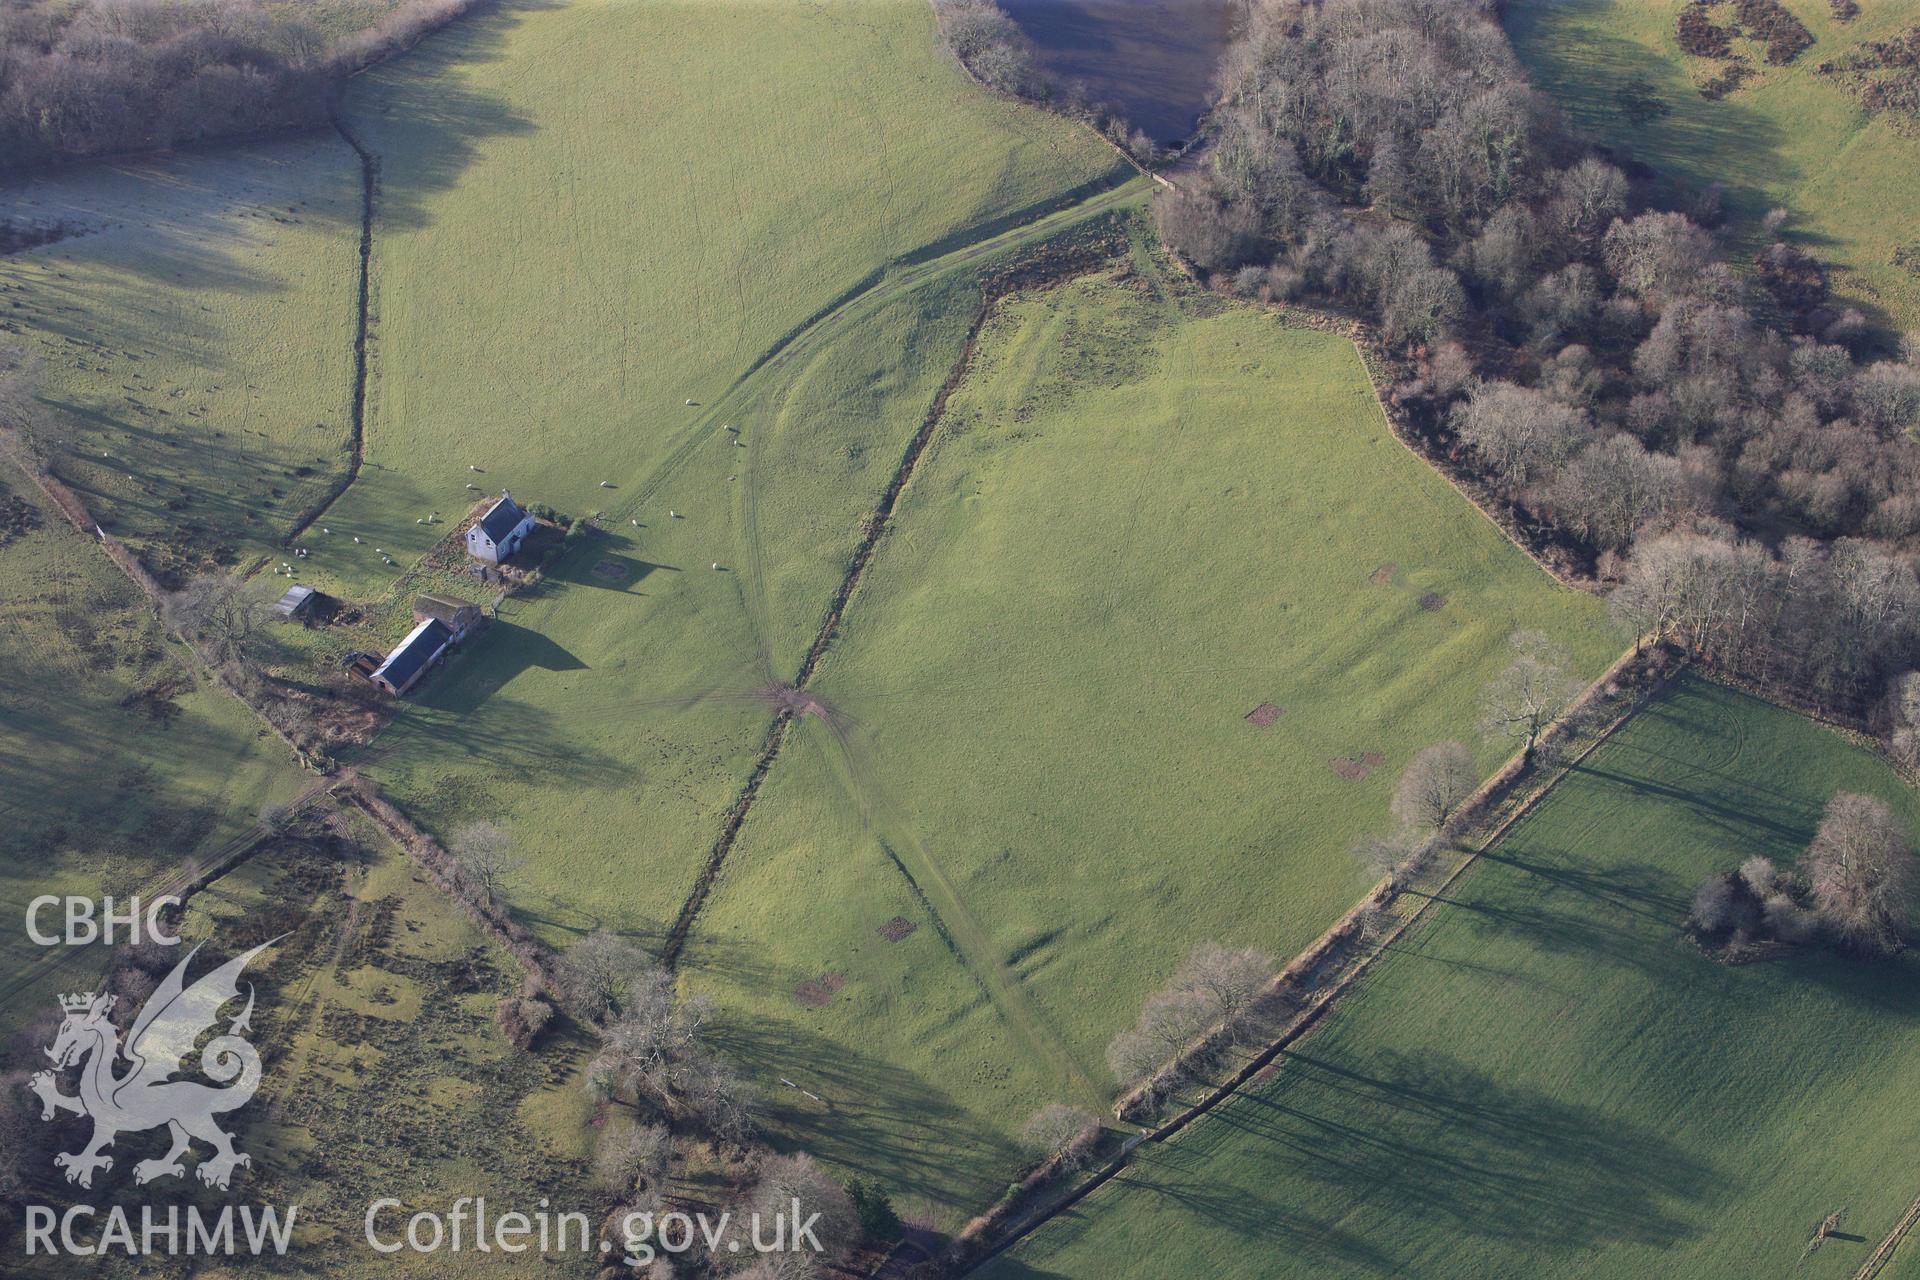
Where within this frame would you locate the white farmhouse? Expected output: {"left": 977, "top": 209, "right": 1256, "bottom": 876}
{"left": 466, "top": 491, "right": 536, "bottom": 565}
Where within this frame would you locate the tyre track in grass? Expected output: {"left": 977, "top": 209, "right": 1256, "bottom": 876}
{"left": 817, "top": 712, "right": 1107, "bottom": 1106}
{"left": 296, "top": 108, "right": 1140, "bottom": 1063}
{"left": 587, "top": 175, "right": 1146, "bottom": 552}
{"left": 656, "top": 228, "right": 1130, "bottom": 1101}
{"left": 656, "top": 262, "right": 1015, "bottom": 971}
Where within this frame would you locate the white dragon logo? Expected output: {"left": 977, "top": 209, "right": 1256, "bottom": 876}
{"left": 26, "top": 940, "right": 276, "bottom": 1191}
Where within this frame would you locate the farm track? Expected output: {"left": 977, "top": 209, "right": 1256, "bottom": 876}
{"left": 657, "top": 208, "right": 1135, "bottom": 1099}
{"left": 593, "top": 175, "right": 1146, "bottom": 557}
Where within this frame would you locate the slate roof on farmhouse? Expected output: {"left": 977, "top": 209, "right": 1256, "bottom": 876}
{"left": 373, "top": 617, "right": 451, "bottom": 690}
{"left": 476, "top": 494, "right": 529, "bottom": 543}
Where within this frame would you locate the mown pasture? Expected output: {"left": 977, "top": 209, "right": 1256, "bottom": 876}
{"left": 0, "top": 138, "right": 362, "bottom": 585}
{"left": 1508, "top": 0, "right": 1920, "bottom": 333}
{"left": 0, "top": 472, "right": 308, "bottom": 1039}
{"left": 682, "top": 267, "right": 1617, "bottom": 1219}
{"left": 992, "top": 674, "right": 1920, "bottom": 1279}
{"left": 328, "top": 0, "right": 1132, "bottom": 945}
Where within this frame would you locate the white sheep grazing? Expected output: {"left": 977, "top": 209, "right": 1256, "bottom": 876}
{"left": 323, "top": 527, "right": 330, "bottom": 534}
{"left": 469, "top": 464, "right": 480, "bottom": 472}
{"left": 712, "top": 562, "right": 720, "bottom": 570}
{"left": 669, "top": 510, "right": 678, "bottom": 519}
{"left": 600, "top": 480, "right": 612, "bottom": 488}
{"left": 353, "top": 536, "right": 361, "bottom": 543}
{"left": 631, "top": 519, "right": 639, "bottom": 526}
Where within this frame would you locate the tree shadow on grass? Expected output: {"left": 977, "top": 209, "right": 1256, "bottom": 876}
{"left": 342, "top": 0, "right": 554, "bottom": 235}
{"left": 1233, "top": 1050, "right": 1719, "bottom": 1254}
{"left": 373, "top": 682, "right": 623, "bottom": 789}
{"left": 1422, "top": 848, "right": 1687, "bottom": 978}
{"left": 1508, "top": 11, "right": 1788, "bottom": 220}
{"left": 1105, "top": 1141, "right": 1397, "bottom": 1272}
{"left": 705, "top": 1011, "right": 1027, "bottom": 1211}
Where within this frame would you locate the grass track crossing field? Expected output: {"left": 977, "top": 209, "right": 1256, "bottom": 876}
{"left": 331, "top": 0, "right": 1129, "bottom": 945}
{"left": 992, "top": 674, "right": 1920, "bottom": 1280}
{"left": 1507, "top": 0, "right": 1920, "bottom": 333}
{"left": 681, "top": 269, "right": 1615, "bottom": 1219}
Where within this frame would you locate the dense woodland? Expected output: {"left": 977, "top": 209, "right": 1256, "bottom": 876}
{"left": 0, "top": 0, "right": 481, "bottom": 169}
{"left": 1133, "top": 0, "right": 1920, "bottom": 727}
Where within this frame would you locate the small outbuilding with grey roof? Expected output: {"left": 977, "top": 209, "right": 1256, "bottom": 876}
{"left": 466, "top": 491, "right": 536, "bottom": 564}
{"left": 273, "top": 584, "right": 319, "bottom": 620}
{"left": 369, "top": 618, "right": 453, "bottom": 697}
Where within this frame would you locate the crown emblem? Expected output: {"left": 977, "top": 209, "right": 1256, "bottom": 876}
{"left": 59, "top": 992, "right": 107, "bottom": 1014}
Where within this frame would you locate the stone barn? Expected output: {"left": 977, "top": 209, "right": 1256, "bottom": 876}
{"left": 413, "top": 591, "right": 485, "bottom": 641}
{"left": 369, "top": 618, "right": 454, "bottom": 697}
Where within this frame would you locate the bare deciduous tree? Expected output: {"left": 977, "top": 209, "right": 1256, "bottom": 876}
{"left": 596, "top": 1121, "right": 670, "bottom": 1196}
{"left": 1105, "top": 985, "right": 1209, "bottom": 1086}
{"left": 1105, "top": 941, "right": 1276, "bottom": 1084}
{"left": 1451, "top": 380, "right": 1591, "bottom": 488}
{"left": 1602, "top": 211, "right": 1713, "bottom": 303}
{"left": 449, "top": 820, "right": 521, "bottom": 900}
{"left": 1886, "top": 669, "right": 1920, "bottom": 767}
{"left": 722, "top": 1154, "right": 857, "bottom": 1276}
{"left": 1353, "top": 828, "right": 1428, "bottom": 890}
{"left": 1177, "top": 942, "right": 1277, "bottom": 1038}
{"left": 165, "top": 573, "right": 269, "bottom": 668}
{"left": 934, "top": 0, "right": 1039, "bottom": 96}
{"left": 1391, "top": 742, "right": 1478, "bottom": 832}
{"left": 1020, "top": 1103, "right": 1102, "bottom": 1170}
{"left": 1801, "top": 792, "right": 1915, "bottom": 955}
{"left": 1480, "top": 630, "right": 1578, "bottom": 762}
{"left": 564, "top": 928, "right": 650, "bottom": 1019}
{"left": 1738, "top": 855, "right": 1779, "bottom": 896}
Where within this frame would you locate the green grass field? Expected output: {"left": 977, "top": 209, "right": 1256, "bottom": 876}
{"left": 330, "top": 0, "right": 1132, "bottom": 944}
{"left": 0, "top": 469, "right": 307, "bottom": 1036}
{"left": 1508, "top": 0, "right": 1920, "bottom": 334}
{"left": 316, "top": 0, "right": 1128, "bottom": 599}
{"left": 993, "top": 674, "right": 1920, "bottom": 1279}
{"left": 680, "top": 267, "right": 1617, "bottom": 1219}
{"left": 0, "top": 138, "right": 361, "bottom": 585}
